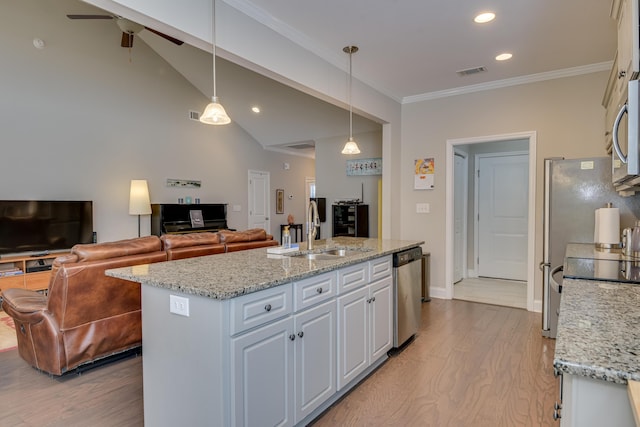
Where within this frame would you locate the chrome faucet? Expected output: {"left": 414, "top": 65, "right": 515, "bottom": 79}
{"left": 307, "top": 200, "right": 320, "bottom": 250}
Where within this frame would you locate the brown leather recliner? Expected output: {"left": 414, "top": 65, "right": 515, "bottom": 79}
{"left": 1, "top": 236, "right": 167, "bottom": 375}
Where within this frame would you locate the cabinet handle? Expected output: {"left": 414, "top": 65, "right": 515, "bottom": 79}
{"left": 289, "top": 334, "right": 296, "bottom": 341}
{"left": 316, "top": 287, "right": 323, "bottom": 294}
{"left": 619, "top": 70, "right": 627, "bottom": 79}
{"left": 264, "top": 304, "right": 272, "bottom": 312}
{"left": 298, "top": 331, "right": 304, "bottom": 338}
{"left": 372, "top": 296, "right": 376, "bottom": 302}
{"left": 554, "top": 402, "right": 562, "bottom": 410}
{"left": 553, "top": 409, "right": 561, "bottom": 420}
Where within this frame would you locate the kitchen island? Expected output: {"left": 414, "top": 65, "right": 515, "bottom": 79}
{"left": 107, "top": 237, "right": 423, "bottom": 427}
{"left": 554, "top": 244, "right": 640, "bottom": 426}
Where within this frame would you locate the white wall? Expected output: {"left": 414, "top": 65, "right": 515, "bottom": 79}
{"left": 1, "top": 0, "right": 313, "bottom": 244}
{"left": 315, "top": 130, "right": 383, "bottom": 238}
{"left": 401, "top": 71, "right": 610, "bottom": 302}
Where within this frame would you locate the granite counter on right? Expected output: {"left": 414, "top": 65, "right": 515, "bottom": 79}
{"left": 554, "top": 272, "right": 640, "bottom": 426}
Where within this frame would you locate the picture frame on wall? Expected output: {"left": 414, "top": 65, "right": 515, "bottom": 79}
{"left": 276, "top": 189, "right": 284, "bottom": 214}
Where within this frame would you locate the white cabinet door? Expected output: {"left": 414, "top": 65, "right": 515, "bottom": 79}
{"left": 231, "top": 316, "right": 295, "bottom": 427}
{"left": 294, "top": 300, "right": 336, "bottom": 422}
{"left": 336, "top": 286, "right": 369, "bottom": 391}
{"left": 369, "top": 277, "right": 393, "bottom": 361}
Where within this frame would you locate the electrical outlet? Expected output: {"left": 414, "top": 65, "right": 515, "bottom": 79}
{"left": 169, "top": 295, "right": 190, "bottom": 317}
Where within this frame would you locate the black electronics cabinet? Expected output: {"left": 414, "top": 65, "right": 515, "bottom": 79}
{"left": 332, "top": 204, "right": 368, "bottom": 237}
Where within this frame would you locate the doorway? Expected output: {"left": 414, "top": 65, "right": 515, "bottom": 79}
{"left": 248, "top": 170, "right": 271, "bottom": 232}
{"left": 445, "top": 132, "right": 536, "bottom": 311}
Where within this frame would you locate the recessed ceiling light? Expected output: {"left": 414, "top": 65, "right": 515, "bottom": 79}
{"left": 495, "top": 53, "right": 513, "bottom": 61}
{"left": 474, "top": 12, "right": 495, "bottom": 24}
{"left": 251, "top": 106, "right": 261, "bottom": 113}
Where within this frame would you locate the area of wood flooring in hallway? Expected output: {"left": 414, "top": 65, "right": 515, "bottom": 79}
{"left": 0, "top": 299, "right": 556, "bottom": 427}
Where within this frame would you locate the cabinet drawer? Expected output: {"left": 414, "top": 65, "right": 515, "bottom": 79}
{"left": 369, "top": 256, "right": 392, "bottom": 282}
{"left": 25, "top": 271, "right": 52, "bottom": 291}
{"left": 294, "top": 271, "right": 336, "bottom": 312}
{"left": 0, "top": 275, "right": 25, "bottom": 293}
{"left": 230, "top": 284, "right": 293, "bottom": 335}
{"left": 338, "top": 262, "right": 368, "bottom": 294}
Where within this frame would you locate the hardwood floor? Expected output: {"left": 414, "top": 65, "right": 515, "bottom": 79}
{"left": 0, "top": 299, "right": 556, "bottom": 427}
{"left": 311, "top": 299, "right": 556, "bottom": 427}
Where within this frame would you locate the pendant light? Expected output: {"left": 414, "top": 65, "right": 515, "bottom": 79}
{"left": 342, "top": 45, "right": 361, "bottom": 155}
{"left": 200, "top": 0, "right": 231, "bottom": 125}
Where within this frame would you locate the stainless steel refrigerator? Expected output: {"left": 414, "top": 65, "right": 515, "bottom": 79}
{"left": 541, "top": 157, "right": 640, "bottom": 338}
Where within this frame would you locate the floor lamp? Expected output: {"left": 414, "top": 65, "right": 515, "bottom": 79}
{"left": 129, "top": 180, "right": 151, "bottom": 237}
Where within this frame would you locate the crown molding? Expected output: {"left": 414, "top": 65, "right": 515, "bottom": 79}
{"left": 403, "top": 61, "right": 614, "bottom": 104}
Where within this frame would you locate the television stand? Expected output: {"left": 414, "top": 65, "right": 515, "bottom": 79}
{"left": 0, "top": 252, "right": 66, "bottom": 296}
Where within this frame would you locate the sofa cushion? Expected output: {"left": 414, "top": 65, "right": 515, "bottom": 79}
{"left": 72, "top": 236, "right": 162, "bottom": 262}
{"left": 161, "top": 232, "right": 221, "bottom": 249}
{"left": 218, "top": 228, "right": 267, "bottom": 243}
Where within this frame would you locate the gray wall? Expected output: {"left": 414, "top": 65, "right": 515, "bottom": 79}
{"left": 401, "top": 71, "right": 610, "bottom": 304}
{"left": 315, "top": 130, "right": 383, "bottom": 238}
{"left": 1, "top": 0, "right": 314, "bottom": 244}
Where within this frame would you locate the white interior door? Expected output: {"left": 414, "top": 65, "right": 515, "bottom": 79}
{"left": 477, "top": 153, "right": 528, "bottom": 281}
{"left": 453, "top": 152, "right": 467, "bottom": 283}
{"left": 248, "top": 170, "right": 270, "bottom": 232}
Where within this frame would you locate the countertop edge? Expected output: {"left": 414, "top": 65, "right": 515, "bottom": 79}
{"left": 107, "top": 238, "right": 424, "bottom": 300}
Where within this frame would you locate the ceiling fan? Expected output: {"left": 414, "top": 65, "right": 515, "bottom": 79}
{"left": 66, "top": 14, "right": 184, "bottom": 48}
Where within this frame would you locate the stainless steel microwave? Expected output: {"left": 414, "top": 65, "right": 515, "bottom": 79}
{"left": 612, "top": 79, "right": 640, "bottom": 191}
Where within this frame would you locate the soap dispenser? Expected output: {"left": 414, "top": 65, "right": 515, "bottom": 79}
{"left": 282, "top": 226, "right": 291, "bottom": 249}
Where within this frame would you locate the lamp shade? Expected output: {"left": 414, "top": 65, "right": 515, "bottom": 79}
{"left": 129, "top": 180, "right": 152, "bottom": 215}
{"left": 200, "top": 96, "right": 231, "bottom": 125}
{"left": 341, "top": 138, "right": 361, "bottom": 155}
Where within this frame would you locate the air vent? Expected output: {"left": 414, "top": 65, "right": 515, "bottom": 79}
{"left": 288, "top": 142, "right": 315, "bottom": 150}
{"left": 189, "top": 110, "right": 200, "bottom": 121}
{"left": 456, "top": 66, "right": 487, "bottom": 77}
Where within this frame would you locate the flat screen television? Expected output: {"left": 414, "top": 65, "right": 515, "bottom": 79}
{"left": 0, "top": 200, "right": 93, "bottom": 256}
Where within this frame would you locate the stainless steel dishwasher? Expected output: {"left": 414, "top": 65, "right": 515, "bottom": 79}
{"left": 393, "top": 246, "right": 423, "bottom": 348}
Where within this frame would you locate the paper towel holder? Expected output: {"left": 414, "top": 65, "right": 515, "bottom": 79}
{"left": 594, "top": 202, "right": 622, "bottom": 252}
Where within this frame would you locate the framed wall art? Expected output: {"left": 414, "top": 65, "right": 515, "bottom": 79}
{"left": 276, "top": 189, "right": 284, "bottom": 214}
{"left": 346, "top": 158, "right": 382, "bottom": 176}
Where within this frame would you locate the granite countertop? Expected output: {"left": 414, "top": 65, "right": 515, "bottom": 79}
{"left": 106, "top": 237, "right": 423, "bottom": 300}
{"left": 554, "top": 277, "right": 640, "bottom": 384}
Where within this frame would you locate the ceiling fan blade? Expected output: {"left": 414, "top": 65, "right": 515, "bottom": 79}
{"left": 66, "top": 14, "right": 113, "bottom": 20}
{"left": 121, "top": 32, "right": 134, "bottom": 48}
{"left": 144, "top": 27, "right": 184, "bottom": 46}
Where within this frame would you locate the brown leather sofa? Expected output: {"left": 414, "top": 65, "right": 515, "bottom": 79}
{"left": 1, "top": 229, "right": 277, "bottom": 375}
{"left": 161, "top": 232, "right": 226, "bottom": 260}
{"left": 1, "top": 236, "right": 167, "bottom": 375}
{"left": 161, "top": 228, "right": 278, "bottom": 259}
{"left": 218, "top": 228, "right": 279, "bottom": 252}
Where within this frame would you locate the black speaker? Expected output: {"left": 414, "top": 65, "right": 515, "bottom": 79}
{"left": 312, "top": 197, "right": 326, "bottom": 222}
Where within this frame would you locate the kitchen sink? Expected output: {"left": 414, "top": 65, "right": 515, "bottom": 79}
{"left": 297, "top": 253, "right": 342, "bottom": 260}
{"left": 287, "top": 248, "right": 368, "bottom": 260}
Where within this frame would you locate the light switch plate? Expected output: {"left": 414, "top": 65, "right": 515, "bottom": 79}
{"left": 416, "top": 203, "right": 430, "bottom": 213}
{"left": 169, "top": 295, "right": 190, "bottom": 317}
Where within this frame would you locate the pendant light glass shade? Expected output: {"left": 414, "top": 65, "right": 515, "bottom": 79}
{"left": 200, "top": 96, "right": 231, "bottom": 125}
{"left": 200, "top": 0, "right": 230, "bottom": 125}
{"left": 342, "top": 45, "right": 360, "bottom": 155}
{"left": 342, "top": 137, "right": 361, "bottom": 155}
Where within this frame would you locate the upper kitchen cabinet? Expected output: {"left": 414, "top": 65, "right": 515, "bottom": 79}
{"left": 612, "top": 0, "right": 639, "bottom": 84}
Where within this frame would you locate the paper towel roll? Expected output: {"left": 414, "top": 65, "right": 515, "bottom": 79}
{"left": 595, "top": 207, "right": 620, "bottom": 245}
